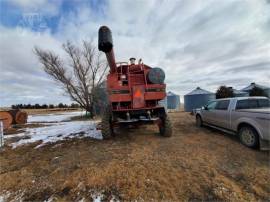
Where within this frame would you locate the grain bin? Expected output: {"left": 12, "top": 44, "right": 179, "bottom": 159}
{"left": 158, "top": 96, "right": 168, "bottom": 111}
{"left": 184, "top": 87, "right": 215, "bottom": 112}
{"left": 233, "top": 89, "right": 249, "bottom": 97}
{"left": 241, "top": 82, "right": 270, "bottom": 97}
{"left": 167, "top": 91, "right": 180, "bottom": 110}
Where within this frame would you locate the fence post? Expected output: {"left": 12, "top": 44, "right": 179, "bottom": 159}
{"left": 0, "top": 121, "right": 4, "bottom": 147}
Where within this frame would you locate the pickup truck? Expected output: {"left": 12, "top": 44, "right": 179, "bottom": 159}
{"left": 195, "top": 97, "right": 270, "bottom": 149}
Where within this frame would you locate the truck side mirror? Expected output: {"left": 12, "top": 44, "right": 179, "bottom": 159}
{"left": 203, "top": 106, "right": 208, "bottom": 110}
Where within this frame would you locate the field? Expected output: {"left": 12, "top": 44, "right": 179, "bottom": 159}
{"left": 17, "top": 108, "right": 82, "bottom": 115}
{"left": 0, "top": 111, "right": 269, "bottom": 201}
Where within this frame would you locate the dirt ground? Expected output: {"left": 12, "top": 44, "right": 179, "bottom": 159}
{"left": 0, "top": 112, "right": 269, "bottom": 201}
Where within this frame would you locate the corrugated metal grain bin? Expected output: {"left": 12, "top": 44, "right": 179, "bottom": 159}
{"left": 158, "top": 96, "right": 167, "bottom": 111}
{"left": 264, "top": 88, "right": 270, "bottom": 97}
{"left": 184, "top": 87, "right": 215, "bottom": 112}
{"left": 233, "top": 89, "right": 249, "bottom": 97}
{"left": 167, "top": 91, "right": 180, "bottom": 110}
{"left": 241, "top": 82, "right": 270, "bottom": 97}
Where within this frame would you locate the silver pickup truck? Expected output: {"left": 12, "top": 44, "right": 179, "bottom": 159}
{"left": 195, "top": 97, "right": 270, "bottom": 149}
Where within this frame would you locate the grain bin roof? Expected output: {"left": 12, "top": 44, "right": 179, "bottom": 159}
{"left": 241, "top": 82, "right": 269, "bottom": 91}
{"left": 233, "top": 89, "right": 247, "bottom": 94}
{"left": 167, "top": 91, "right": 177, "bottom": 96}
{"left": 186, "top": 87, "right": 214, "bottom": 95}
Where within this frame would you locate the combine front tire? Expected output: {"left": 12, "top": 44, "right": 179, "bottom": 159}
{"left": 101, "top": 108, "right": 113, "bottom": 139}
{"left": 159, "top": 116, "right": 172, "bottom": 137}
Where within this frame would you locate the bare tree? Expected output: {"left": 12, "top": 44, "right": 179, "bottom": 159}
{"left": 34, "top": 40, "right": 108, "bottom": 117}
{"left": 216, "top": 86, "right": 234, "bottom": 99}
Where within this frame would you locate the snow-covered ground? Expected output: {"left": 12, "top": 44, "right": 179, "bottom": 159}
{"left": 28, "top": 111, "right": 85, "bottom": 123}
{"left": 0, "top": 191, "right": 119, "bottom": 202}
{"left": 5, "top": 111, "right": 102, "bottom": 148}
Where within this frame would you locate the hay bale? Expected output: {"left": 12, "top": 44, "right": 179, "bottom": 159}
{"left": 16, "top": 111, "right": 28, "bottom": 124}
{"left": 8, "top": 110, "right": 28, "bottom": 124}
{"left": 8, "top": 109, "right": 19, "bottom": 124}
{"left": 0, "top": 111, "right": 13, "bottom": 130}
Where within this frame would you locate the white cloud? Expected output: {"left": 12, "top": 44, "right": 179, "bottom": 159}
{"left": 0, "top": 26, "right": 68, "bottom": 106}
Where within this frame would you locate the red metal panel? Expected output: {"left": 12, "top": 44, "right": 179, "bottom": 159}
{"left": 130, "top": 74, "right": 145, "bottom": 85}
{"left": 144, "top": 92, "right": 166, "bottom": 100}
{"left": 132, "top": 85, "right": 145, "bottom": 108}
{"left": 109, "top": 94, "right": 132, "bottom": 102}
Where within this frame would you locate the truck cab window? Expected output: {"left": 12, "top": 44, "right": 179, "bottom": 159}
{"left": 236, "top": 99, "right": 258, "bottom": 109}
{"left": 207, "top": 101, "right": 217, "bottom": 110}
{"left": 215, "top": 100, "right": 230, "bottom": 110}
{"left": 258, "top": 99, "right": 270, "bottom": 108}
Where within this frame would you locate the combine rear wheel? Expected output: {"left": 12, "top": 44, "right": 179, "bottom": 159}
{"left": 159, "top": 115, "right": 172, "bottom": 137}
{"left": 101, "top": 108, "right": 113, "bottom": 139}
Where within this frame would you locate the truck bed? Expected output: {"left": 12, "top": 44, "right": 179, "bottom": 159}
{"left": 237, "top": 108, "right": 270, "bottom": 114}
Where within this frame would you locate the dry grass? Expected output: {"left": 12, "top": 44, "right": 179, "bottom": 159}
{"left": 0, "top": 112, "right": 269, "bottom": 201}
{"left": 0, "top": 108, "right": 81, "bottom": 115}
{"left": 3, "top": 123, "right": 49, "bottom": 135}
{"left": 24, "top": 108, "right": 82, "bottom": 115}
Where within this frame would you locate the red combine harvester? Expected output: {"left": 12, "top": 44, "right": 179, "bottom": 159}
{"left": 98, "top": 26, "right": 172, "bottom": 139}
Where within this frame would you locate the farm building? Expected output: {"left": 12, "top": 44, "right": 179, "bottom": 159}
{"left": 158, "top": 97, "right": 167, "bottom": 111}
{"left": 228, "top": 87, "right": 249, "bottom": 97}
{"left": 167, "top": 91, "right": 180, "bottom": 110}
{"left": 241, "top": 82, "right": 270, "bottom": 97}
{"left": 184, "top": 87, "right": 215, "bottom": 112}
{"left": 233, "top": 89, "right": 249, "bottom": 97}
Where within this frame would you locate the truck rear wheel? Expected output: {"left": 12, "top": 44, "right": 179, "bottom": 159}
{"left": 159, "top": 116, "right": 172, "bottom": 137}
{"left": 239, "top": 126, "right": 259, "bottom": 148}
{"left": 196, "top": 115, "right": 203, "bottom": 127}
{"left": 101, "top": 108, "right": 113, "bottom": 139}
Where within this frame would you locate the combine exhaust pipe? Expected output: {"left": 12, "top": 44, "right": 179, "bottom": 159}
{"left": 98, "top": 26, "right": 117, "bottom": 73}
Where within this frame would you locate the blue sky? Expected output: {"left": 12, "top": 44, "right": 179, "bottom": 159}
{"left": 0, "top": 0, "right": 106, "bottom": 33}
{"left": 0, "top": 0, "right": 270, "bottom": 106}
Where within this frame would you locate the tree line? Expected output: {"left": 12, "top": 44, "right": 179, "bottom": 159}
{"left": 216, "top": 86, "right": 268, "bottom": 99}
{"left": 11, "top": 103, "right": 80, "bottom": 109}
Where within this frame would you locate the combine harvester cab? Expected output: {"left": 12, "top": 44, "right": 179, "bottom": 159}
{"left": 98, "top": 26, "right": 172, "bottom": 139}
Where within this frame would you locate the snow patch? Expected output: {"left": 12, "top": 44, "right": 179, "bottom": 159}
{"left": 91, "top": 192, "right": 120, "bottom": 202}
{"left": 8, "top": 121, "right": 102, "bottom": 148}
{"left": 78, "top": 198, "right": 85, "bottom": 202}
{"left": 91, "top": 193, "right": 103, "bottom": 202}
{"left": 44, "top": 196, "right": 55, "bottom": 202}
{"left": 28, "top": 111, "right": 85, "bottom": 123}
{"left": 0, "top": 191, "right": 10, "bottom": 202}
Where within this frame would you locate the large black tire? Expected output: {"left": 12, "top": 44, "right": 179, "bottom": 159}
{"left": 159, "top": 116, "right": 172, "bottom": 137}
{"left": 239, "top": 125, "right": 259, "bottom": 149}
{"left": 101, "top": 108, "right": 113, "bottom": 139}
{"left": 196, "top": 115, "right": 203, "bottom": 127}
